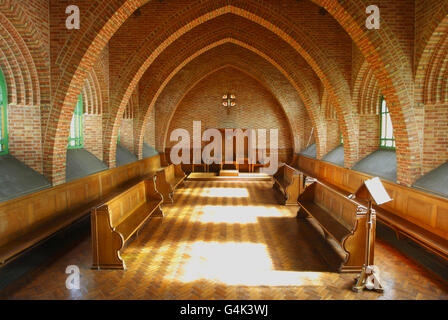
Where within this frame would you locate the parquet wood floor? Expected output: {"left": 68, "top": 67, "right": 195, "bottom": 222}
{"left": 1, "top": 181, "right": 447, "bottom": 300}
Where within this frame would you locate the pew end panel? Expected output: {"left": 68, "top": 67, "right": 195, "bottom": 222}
{"left": 341, "top": 212, "right": 375, "bottom": 273}
{"left": 174, "top": 164, "right": 187, "bottom": 188}
{"left": 91, "top": 206, "right": 125, "bottom": 270}
{"left": 273, "top": 164, "right": 304, "bottom": 206}
{"left": 155, "top": 164, "right": 186, "bottom": 204}
{"left": 145, "top": 177, "right": 164, "bottom": 218}
{"left": 155, "top": 169, "right": 174, "bottom": 204}
{"left": 91, "top": 176, "right": 164, "bottom": 270}
{"left": 145, "top": 177, "right": 163, "bottom": 204}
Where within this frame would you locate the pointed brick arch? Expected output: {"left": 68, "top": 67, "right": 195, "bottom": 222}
{"left": 133, "top": 38, "right": 326, "bottom": 164}
{"left": 0, "top": 11, "right": 40, "bottom": 106}
{"left": 416, "top": 14, "right": 448, "bottom": 105}
{"left": 104, "top": 6, "right": 353, "bottom": 171}
{"left": 163, "top": 64, "right": 296, "bottom": 151}
{"left": 309, "top": 0, "right": 421, "bottom": 184}
{"left": 43, "top": 0, "right": 147, "bottom": 184}
{"left": 44, "top": 0, "right": 422, "bottom": 185}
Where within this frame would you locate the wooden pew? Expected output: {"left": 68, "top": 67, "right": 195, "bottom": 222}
{"left": 0, "top": 154, "right": 164, "bottom": 266}
{"left": 155, "top": 164, "right": 186, "bottom": 204}
{"left": 273, "top": 164, "right": 304, "bottom": 205}
{"left": 297, "top": 180, "right": 372, "bottom": 272}
{"left": 91, "top": 176, "right": 163, "bottom": 270}
{"left": 296, "top": 154, "right": 448, "bottom": 261}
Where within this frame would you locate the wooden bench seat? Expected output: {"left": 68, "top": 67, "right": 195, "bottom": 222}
{"left": 297, "top": 180, "right": 371, "bottom": 272}
{"left": 273, "top": 163, "right": 304, "bottom": 205}
{"left": 300, "top": 202, "right": 351, "bottom": 243}
{"left": 155, "top": 164, "right": 186, "bottom": 204}
{"left": 0, "top": 202, "right": 91, "bottom": 265}
{"left": 0, "top": 154, "right": 164, "bottom": 266}
{"left": 302, "top": 176, "right": 448, "bottom": 260}
{"left": 295, "top": 154, "right": 448, "bottom": 263}
{"left": 0, "top": 175, "right": 150, "bottom": 265}
{"left": 114, "top": 200, "right": 162, "bottom": 243}
{"left": 91, "top": 176, "right": 163, "bottom": 270}
{"left": 376, "top": 207, "right": 448, "bottom": 260}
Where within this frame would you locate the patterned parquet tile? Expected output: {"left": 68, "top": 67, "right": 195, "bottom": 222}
{"left": 1, "top": 180, "right": 447, "bottom": 300}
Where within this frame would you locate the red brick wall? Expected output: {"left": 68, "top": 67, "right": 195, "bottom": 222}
{"left": 415, "top": 0, "right": 447, "bottom": 72}
{"left": 0, "top": 0, "right": 446, "bottom": 188}
{"left": 120, "top": 119, "right": 134, "bottom": 154}
{"left": 358, "top": 114, "right": 380, "bottom": 161}
{"left": 326, "top": 119, "right": 341, "bottom": 153}
{"left": 83, "top": 114, "right": 103, "bottom": 161}
{"left": 7, "top": 104, "right": 43, "bottom": 174}
{"left": 166, "top": 67, "right": 293, "bottom": 151}
{"left": 0, "top": 0, "right": 50, "bottom": 176}
{"left": 303, "top": 119, "right": 315, "bottom": 149}
{"left": 423, "top": 103, "right": 448, "bottom": 175}
{"left": 150, "top": 42, "right": 308, "bottom": 153}
{"left": 144, "top": 107, "right": 156, "bottom": 148}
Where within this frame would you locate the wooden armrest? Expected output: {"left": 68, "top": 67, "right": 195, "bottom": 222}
{"left": 145, "top": 176, "right": 163, "bottom": 203}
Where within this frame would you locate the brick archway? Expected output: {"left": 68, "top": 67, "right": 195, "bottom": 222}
{"left": 0, "top": 9, "right": 40, "bottom": 106}
{"left": 133, "top": 39, "right": 325, "bottom": 164}
{"left": 104, "top": 6, "right": 353, "bottom": 172}
{"left": 157, "top": 62, "right": 297, "bottom": 153}
{"left": 162, "top": 64, "right": 296, "bottom": 155}
{"left": 309, "top": 0, "right": 421, "bottom": 184}
{"left": 43, "top": 0, "right": 147, "bottom": 184}
{"left": 44, "top": 0, "right": 420, "bottom": 185}
{"left": 416, "top": 15, "right": 448, "bottom": 105}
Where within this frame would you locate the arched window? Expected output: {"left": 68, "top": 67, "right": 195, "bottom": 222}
{"left": 379, "top": 96, "right": 395, "bottom": 149}
{"left": 68, "top": 95, "right": 84, "bottom": 149}
{"left": 0, "top": 68, "right": 8, "bottom": 155}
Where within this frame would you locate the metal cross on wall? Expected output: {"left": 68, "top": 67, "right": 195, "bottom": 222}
{"left": 222, "top": 94, "right": 236, "bottom": 111}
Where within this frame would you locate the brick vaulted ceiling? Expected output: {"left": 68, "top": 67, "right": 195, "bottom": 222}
{"left": 16, "top": 0, "right": 442, "bottom": 185}
{"left": 106, "top": 2, "right": 353, "bottom": 165}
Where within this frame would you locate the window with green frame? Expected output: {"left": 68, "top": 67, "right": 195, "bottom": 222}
{"left": 379, "top": 96, "right": 395, "bottom": 149}
{"left": 340, "top": 132, "right": 343, "bottom": 145}
{"left": 0, "top": 68, "right": 8, "bottom": 155}
{"left": 117, "top": 128, "right": 120, "bottom": 144}
{"left": 68, "top": 95, "right": 84, "bottom": 149}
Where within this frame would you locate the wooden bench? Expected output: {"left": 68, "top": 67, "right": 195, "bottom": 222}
{"left": 295, "top": 154, "right": 448, "bottom": 262}
{"left": 155, "top": 164, "right": 186, "bottom": 204}
{"left": 373, "top": 206, "right": 448, "bottom": 261}
{"left": 297, "top": 180, "right": 371, "bottom": 272}
{"left": 0, "top": 154, "right": 164, "bottom": 266}
{"left": 91, "top": 176, "right": 163, "bottom": 270}
{"left": 273, "top": 163, "right": 304, "bottom": 205}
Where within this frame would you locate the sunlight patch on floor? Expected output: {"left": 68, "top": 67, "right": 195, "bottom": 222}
{"left": 191, "top": 205, "right": 284, "bottom": 223}
{"left": 193, "top": 187, "right": 250, "bottom": 198}
{"left": 164, "top": 241, "right": 331, "bottom": 286}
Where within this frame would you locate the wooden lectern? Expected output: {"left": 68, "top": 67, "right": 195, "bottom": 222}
{"left": 352, "top": 177, "right": 392, "bottom": 293}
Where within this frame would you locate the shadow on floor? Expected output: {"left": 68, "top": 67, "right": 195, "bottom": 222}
{"left": 0, "top": 216, "right": 91, "bottom": 294}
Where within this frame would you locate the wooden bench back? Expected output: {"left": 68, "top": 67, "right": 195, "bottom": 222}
{"left": 0, "top": 154, "right": 162, "bottom": 249}
{"left": 102, "top": 181, "right": 148, "bottom": 228}
{"left": 298, "top": 154, "right": 448, "bottom": 241}
{"left": 283, "top": 164, "right": 298, "bottom": 184}
{"left": 164, "top": 164, "right": 176, "bottom": 184}
{"left": 309, "top": 181, "right": 361, "bottom": 230}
